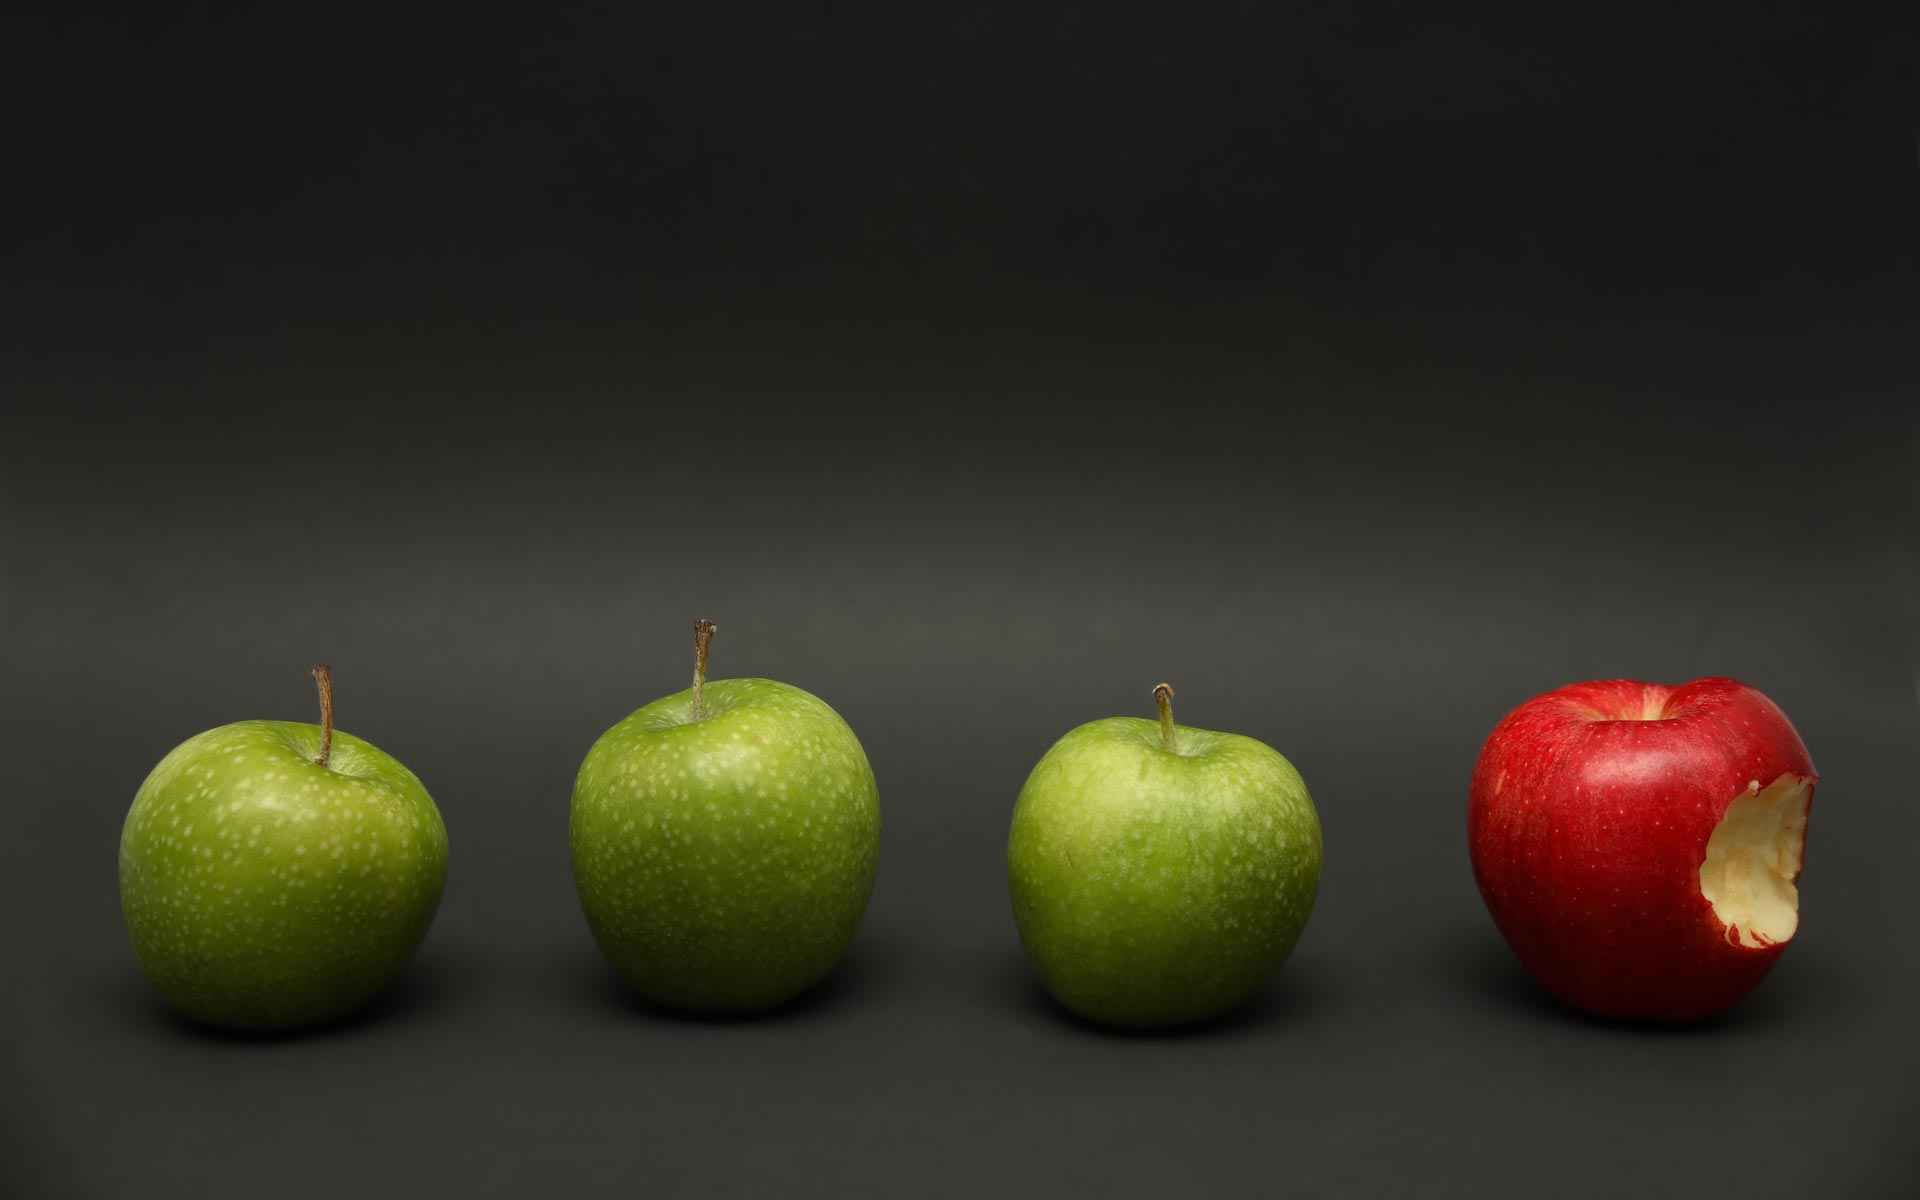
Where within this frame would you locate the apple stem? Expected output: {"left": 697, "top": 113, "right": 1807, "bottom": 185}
{"left": 1153, "top": 682, "right": 1176, "bottom": 750}
{"left": 691, "top": 619, "right": 717, "bottom": 720}
{"left": 311, "top": 663, "right": 334, "bottom": 768}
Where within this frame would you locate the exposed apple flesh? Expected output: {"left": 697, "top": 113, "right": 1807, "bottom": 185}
{"left": 1700, "top": 772, "right": 1811, "bottom": 949}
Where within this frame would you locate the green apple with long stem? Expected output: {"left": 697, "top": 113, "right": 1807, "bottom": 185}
{"left": 118, "top": 666, "right": 449, "bottom": 1030}
{"left": 1007, "top": 683, "right": 1323, "bottom": 1029}
{"left": 570, "top": 620, "right": 882, "bottom": 1013}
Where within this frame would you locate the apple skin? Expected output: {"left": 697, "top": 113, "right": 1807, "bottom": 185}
{"left": 119, "top": 721, "right": 449, "bottom": 1030}
{"left": 1007, "top": 716, "right": 1322, "bottom": 1029}
{"left": 570, "top": 677, "right": 881, "bottom": 1013}
{"left": 1468, "top": 677, "right": 1816, "bottom": 1022}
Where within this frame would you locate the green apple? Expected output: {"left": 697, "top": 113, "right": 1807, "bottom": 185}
{"left": 1007, "top": 683, "right": 1323, "bottom": 1029}
{"left": 118, "top": 666, "right": 448, "bottom": 1030}
{"left": 570, "top": 620, "right": 881, "bottom": 1013}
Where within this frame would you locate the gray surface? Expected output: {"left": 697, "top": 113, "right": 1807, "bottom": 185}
{"left": 4, "top": 7, "right": 1915, "bottom": 1198}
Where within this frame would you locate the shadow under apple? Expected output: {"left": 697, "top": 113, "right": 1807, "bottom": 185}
{"left": 570, "top": 937, "right": 890, "bottom": 1025}
{"left": 994, "top": 947, "right": 1335, "bottom": 1040}
{"left": 1438, "top": 924, "right": 1810, "bottom": 1036}
{"left": 118, "top": 945, "right": 473, "bottom": 1044}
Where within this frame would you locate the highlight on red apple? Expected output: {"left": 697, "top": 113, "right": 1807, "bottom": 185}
{"left": 1467, "top": 677, "right": 1816, "bottom": 1022}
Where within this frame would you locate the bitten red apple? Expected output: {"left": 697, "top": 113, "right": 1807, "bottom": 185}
{"left": 1468, "top": 677, "right": 1816, "bottom": 1021}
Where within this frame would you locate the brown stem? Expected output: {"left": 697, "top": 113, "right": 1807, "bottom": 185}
{"left": 311, "top": 664, "right": 334, "bottom": 767}
{"left": 1153, "top": 682, "right": 1176, "bottom": 750}
{"left": 692, "top": 619, "right": 718, "bottom": 719}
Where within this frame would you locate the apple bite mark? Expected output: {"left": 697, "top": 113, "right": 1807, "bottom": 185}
{"left": 1699, "top": 772, "right": 1813, "bottom": 949}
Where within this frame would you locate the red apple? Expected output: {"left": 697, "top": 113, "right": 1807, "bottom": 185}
{"left": 1468, "top": 677, "right": 1816, "bottom": 1022}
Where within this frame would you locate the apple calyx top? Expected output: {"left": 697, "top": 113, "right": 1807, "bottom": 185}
{"left": 1153, "top": 682, "right": 1176, "bottom": 751}
{"left": 310, "top": 663, "right": 334, "bottom": 768}
{"left": 691, "top": 619, "right": 718, "bottom": 721}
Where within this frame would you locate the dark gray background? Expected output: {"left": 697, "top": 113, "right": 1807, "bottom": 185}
{"left": 4, "top": 6, "right": 1915, "bottom": 1198}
